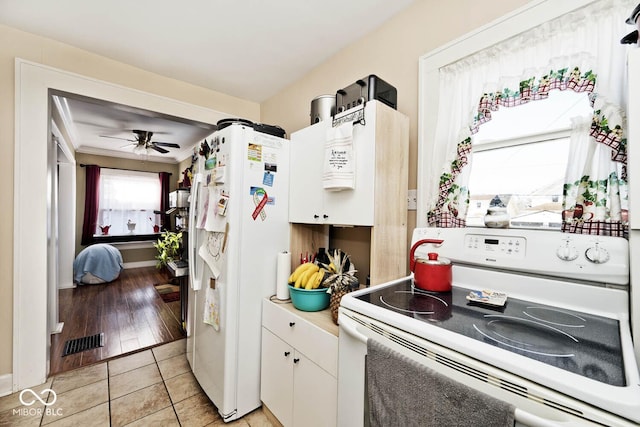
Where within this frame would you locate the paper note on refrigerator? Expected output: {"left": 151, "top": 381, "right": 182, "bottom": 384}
{"left": 199, "top": 240, "right": 221, "bottom": 279}
{"left": 204, "top": 187, "right": 226, "bottom": 232}
{"left": 203, "top": 287, "right": 220, "bottom": 331}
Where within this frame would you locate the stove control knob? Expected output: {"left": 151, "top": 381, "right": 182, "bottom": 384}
{"left": 585, "top": 243, "right": 610, "bottom": 264}
{"left": 556, "top": 243, "right": 578, "bottom": 261}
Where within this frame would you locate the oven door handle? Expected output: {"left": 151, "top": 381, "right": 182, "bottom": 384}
{"left": 515, "top": 408, "right": 570, "bottom": 427}
{"left": 339, "top": 313, "right": 368, "bottom": 344}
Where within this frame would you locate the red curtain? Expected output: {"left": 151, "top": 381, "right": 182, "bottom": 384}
{"left": 159, "top": 172, "right": 171, "bottom": 231}
{"left": 80, "top": 165, "right": 100, "bottom": 245}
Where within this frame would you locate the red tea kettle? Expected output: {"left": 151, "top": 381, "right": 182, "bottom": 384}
{"left": 409, "top": 239, "right": 452, "bottom": 292}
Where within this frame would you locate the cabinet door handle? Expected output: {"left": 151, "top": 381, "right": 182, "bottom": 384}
{"left": 313, "top": 214, "right": 320, "bottom": 219}
{"left": 289, "top": 322, "right": 295, "bottom": 327}
{"left": 323, "top": 214, "right": 329, "bottom": 219}
{"left": 293, "top": 358, "right": 300, "bottom": 364}
{"left": 284, "top": 351, "right": 290, "bottom": 357}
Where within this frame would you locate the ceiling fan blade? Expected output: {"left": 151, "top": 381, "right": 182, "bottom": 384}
{"left": 153, "top": 141, "right": 180, "bottom": 148}
{"left": 132, "top": 129, "right": 171, "bottom": 136}
{"left": 75, "top": 121, "right": 121, "bottom": 129}
{"left": 151, "top": 145, "right": 169, "bottom": 154}
{"left": 100, "top": 135, "right": 136, "bottom": 142}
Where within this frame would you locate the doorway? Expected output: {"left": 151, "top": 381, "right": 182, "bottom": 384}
{"left": 14, "top": 59, "right": 228, "bottom": 390}
{"left": 47, "top": 122, "right": 76, "bottom": 372}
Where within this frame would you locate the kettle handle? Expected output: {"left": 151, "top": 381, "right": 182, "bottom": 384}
{"left": 409, "top": 239, "right": 444, "bottom": 272}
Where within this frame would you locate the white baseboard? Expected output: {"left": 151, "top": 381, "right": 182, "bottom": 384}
{"left": 52, "top": 322, "right": 64, "bottom": 335}
{"left": 0, "top": 373, "right": 13, "bottom": 397}
{"left": 58, "top": 281, "right": 76, "bottom": 289}
{"left": 123, "top": 260, "right": 157, "bottom": 269}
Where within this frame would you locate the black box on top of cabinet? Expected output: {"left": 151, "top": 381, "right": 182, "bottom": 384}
{"left": 336, "top": 75, "right": 397, "bottom": 113}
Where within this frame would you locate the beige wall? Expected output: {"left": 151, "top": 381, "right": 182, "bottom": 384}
{"left": 261, "top": 0, "right": 529, "bottom": 278}
{"left": 1, "top": 0, "right": 530, "bottom": 380}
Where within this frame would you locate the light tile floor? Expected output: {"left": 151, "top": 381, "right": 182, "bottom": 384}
{"left": 0, "top": 339, "right": 275, "bottom": 426}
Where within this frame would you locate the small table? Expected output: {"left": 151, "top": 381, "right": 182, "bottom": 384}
{"left": 167, "top": 260, "right": 189, "bottom": 333}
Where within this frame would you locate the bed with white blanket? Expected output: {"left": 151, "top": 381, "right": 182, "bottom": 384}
{"left": 73, "top": 243, "right": 124, "bottom": 284}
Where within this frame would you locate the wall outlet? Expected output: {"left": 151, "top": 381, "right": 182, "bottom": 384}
{"left": 407, "top": 189, "right": 417, "bottom": 211}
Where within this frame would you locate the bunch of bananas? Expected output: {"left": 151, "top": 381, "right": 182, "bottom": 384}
{"left": 288, "top": 262, "right": 327, "bottom": 290}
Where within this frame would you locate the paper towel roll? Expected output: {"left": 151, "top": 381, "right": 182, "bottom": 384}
{"left": 276, "top": 251, "right": 291, "bottom": 300}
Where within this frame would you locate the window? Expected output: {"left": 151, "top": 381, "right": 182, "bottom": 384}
{"left": 466, "top": 91, "right": 592, "bottom": 230}
{"left": 466, "top": 134, "right": 570, "bottom": 228}
{"left": 98, "top": 169, "right": 161, "bottom": 235}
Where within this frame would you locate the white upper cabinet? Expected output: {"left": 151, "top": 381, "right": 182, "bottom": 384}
{"left": 289, "top": 101, "right": 405, "bottom": 227}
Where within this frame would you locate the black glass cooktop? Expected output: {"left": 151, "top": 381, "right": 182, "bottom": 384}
{"left": 355, "top": 279, "right": 625, "bottom": 386}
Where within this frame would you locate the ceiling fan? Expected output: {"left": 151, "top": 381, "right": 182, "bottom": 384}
{"left": 100, "top": 129, "right": 180, "bottom": 154}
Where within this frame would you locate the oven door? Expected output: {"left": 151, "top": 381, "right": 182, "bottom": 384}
{"left": 337, "top": 307, "right": 637, "bottom": 427}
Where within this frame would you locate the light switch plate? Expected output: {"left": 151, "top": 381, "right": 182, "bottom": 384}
{"left": 407, "top": 189, "right": 417, "bottom": 211}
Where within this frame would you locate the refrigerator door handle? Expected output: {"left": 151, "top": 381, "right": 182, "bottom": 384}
{"left": 188, "top": 174, "right": 203, "bottom": 290}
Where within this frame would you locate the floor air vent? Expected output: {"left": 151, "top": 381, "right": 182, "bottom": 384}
{"left": 62, "top": 333, "right": 104, "bottom": 356}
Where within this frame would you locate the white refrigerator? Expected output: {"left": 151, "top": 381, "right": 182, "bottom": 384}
{"left": 186, "top": 122, "right": 290, "bottom": 421}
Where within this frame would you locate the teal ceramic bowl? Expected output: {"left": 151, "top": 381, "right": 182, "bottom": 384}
{"left": 289, "top": 285, "right": 330, "bottom": 312}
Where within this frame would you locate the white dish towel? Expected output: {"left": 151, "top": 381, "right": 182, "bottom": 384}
{"left": 323, "top": 122, "right": 355, "bottom": 191}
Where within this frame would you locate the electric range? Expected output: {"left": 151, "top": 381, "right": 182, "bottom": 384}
{"left": 337, "top": 227, "right": 640, "bottom": 427}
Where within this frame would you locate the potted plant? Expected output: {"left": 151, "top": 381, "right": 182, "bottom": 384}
{"left": 153, "top": 231, "right": 183, "bottom": 269}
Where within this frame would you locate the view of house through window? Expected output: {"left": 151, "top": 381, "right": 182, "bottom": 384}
{"left": 466, "top": 90, "right": 593, "bottom": 229}
{"left": 98, "top": 168, "right": 161, "bottom": 235}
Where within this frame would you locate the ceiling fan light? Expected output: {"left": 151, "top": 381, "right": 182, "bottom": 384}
{"left": 133, "top": 144, "right": 146, "bottom": 155}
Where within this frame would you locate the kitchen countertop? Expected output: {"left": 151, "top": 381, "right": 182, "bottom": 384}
{"left": 267, "top": 297, "right": 339, "bottom": 337}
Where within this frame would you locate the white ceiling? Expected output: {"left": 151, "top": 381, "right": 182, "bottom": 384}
{"left": 2, "top": 0, "right": 414, "bottom": 163}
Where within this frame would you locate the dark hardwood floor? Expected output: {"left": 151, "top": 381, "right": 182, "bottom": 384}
{"left": 50, "top": 266, "right": 185, "bottom": 375}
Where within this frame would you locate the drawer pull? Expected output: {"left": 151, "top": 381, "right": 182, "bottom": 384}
{"left": 289, "top": 322, "right": 295, "bottom": 327}
{"left": 284, "top": 351, "right": 290, "bottom": 357}
{"left": 293, "top": 358, "right": 300, "bottom": 364}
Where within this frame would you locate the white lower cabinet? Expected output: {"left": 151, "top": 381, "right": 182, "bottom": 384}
{"left": 261, "top": 329, "right": 295, "bottom": 425}
{"left": 260, "top": 300, "right": 338, "bottom": 427}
